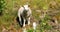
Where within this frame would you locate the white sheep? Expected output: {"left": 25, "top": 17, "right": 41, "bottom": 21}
{"left": 18, "top": 4, "right": 32, "bottom": 27}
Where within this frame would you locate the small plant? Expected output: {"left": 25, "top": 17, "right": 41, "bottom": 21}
{"left": 27, "top": 29, "right": 33, "bottom": 32}
{"left": 0, "top": 0, "right": 5, "bottom": 15}
{"left": 40, "top": 14, "right": 52, "bottom": 32}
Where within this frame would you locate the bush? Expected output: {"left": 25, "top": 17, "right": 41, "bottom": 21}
{"left": 0, "top": 0, "right": 5, "bottom": 15}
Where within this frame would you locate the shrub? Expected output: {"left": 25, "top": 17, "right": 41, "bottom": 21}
{"left": 0, "top": 0, "right": 5, "bottom": 15}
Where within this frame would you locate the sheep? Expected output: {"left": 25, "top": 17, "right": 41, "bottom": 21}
{"left": 18, "top": 4, "right": 32, "bottom": 27}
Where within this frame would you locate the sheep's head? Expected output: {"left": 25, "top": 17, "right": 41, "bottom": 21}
{"left": 24, "top": 4, "right": 29, "bottom": 11}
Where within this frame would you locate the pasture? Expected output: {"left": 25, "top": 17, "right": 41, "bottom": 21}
{"left": 0, "top": 0, "right": 60, "bottom": 32}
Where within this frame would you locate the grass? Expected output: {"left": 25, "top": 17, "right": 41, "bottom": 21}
{"left": 0, "top": 0, "right": 60, "bottom": 32}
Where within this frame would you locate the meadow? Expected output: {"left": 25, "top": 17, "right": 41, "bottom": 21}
{"left": 0, "top": 0, "right": 60, "bottom": 32}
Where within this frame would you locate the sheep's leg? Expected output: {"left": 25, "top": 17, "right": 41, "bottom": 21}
{"left": 28, "top": 17, "right": 30, "bottom": 25}
{"left": 23, "top": 18, "right": 26, "bottom": 27}
{"left": 19, "top": 17, "right": 22, "bottom": 26}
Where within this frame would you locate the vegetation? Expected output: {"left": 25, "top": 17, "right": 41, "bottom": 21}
{"left": 0, "top": 0, "right": 5, "bottom": 15}
{"left": 0, "top": 0, "right": 60, "bottom": 32}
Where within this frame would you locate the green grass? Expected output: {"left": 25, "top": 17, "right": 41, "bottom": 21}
{"left": 0, "top": 0, "right": 60, "bottom": 32}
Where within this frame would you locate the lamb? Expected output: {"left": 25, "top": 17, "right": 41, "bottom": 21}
{"left": 18, "top": 4, "right": 32, "bottom": 27}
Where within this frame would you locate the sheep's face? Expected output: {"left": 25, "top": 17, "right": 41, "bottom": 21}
{"left": 24, "top": 5, "right": 29, "bottom": 11}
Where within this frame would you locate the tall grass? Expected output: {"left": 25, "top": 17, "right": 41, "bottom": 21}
{"left": 0, "top": 0, "right": 60, "bottom": 32}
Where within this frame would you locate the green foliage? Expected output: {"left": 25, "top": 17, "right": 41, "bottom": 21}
{"left": 40, "top": 14, "right": 52, "bottom": 32}
{"left": 0, "top": 0, "right": 5, "bottom": 15}
{"left": 27, "top": 29, "right": 33, "bottom": 32}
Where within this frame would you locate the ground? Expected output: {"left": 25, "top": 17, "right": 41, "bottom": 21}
{"left": 0, "top": 0, "right": 60, "bottom": 32}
